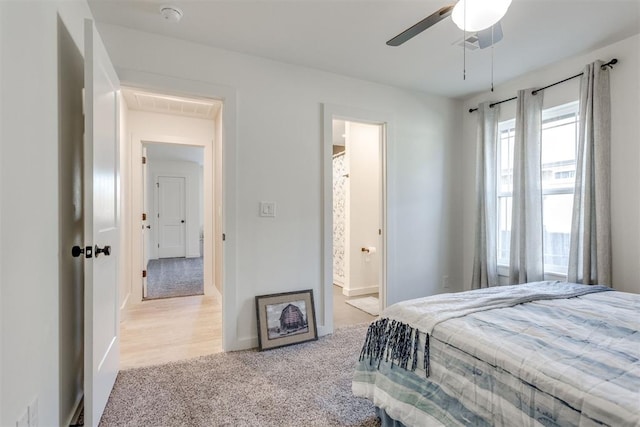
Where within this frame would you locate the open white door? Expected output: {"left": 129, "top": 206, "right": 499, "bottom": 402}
{"left": 84, "top": 18, "right": 120, "bottom": 427}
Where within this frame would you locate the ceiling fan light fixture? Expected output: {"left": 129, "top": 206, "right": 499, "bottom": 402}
{"left": 451, "top": 0, "right": 512, "bottom": 32}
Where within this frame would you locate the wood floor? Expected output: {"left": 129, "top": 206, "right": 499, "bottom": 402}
{"left": 119, "top": 294, "right": 222, "bottom": 369}
{"left": 120, "top": 285, "right": 377, "bottom": 369}
{"left": 333, "top": 285, "right": 377, "bottom": 328}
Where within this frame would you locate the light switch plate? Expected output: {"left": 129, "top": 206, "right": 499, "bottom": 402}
{"left": 259, "top": 201, "right": 276, "bottom": 217}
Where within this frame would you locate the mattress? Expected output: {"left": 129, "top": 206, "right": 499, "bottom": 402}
{"left": 352, "top": 281, "right": 640, "bottom": 427}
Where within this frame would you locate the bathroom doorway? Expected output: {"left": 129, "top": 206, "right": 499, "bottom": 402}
{"left": 332, "top": 119, "right": 384, "bottom": 324}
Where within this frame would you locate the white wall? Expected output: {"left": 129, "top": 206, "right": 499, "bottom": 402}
{"left": 128, "top": 110, "right": 215, "bottom": 148}
{"left": 97, "top": 23, "right": 462, "bottom": 349}
{"left": 147, "top": 159, "right": 202, "bottom": 259}
{"left": 461, "top": 34, "right": 640, "bottom": 294}
{"left": 0, "top": 1, "right": 95, "bottom": 425}
{"left": 345, "top": 121, "right": 381, "bottom": 296}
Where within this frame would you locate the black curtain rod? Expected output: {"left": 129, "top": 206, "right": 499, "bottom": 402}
{"left": 468, "top": 58, "right": 618, "bottom": 113}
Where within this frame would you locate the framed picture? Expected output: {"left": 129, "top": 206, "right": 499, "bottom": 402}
{"left": 255, "top": 289, "right": 318, "bottom": 351}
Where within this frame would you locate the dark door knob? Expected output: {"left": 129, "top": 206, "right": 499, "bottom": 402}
{"left": 95, "top": 245, "right": 111, "bottom": 257}
{"left": 181, "top": 220, "right": 185, "bottom": 223}
{"left": 146, "top": 225, "right": 151, "bottom": 229}
{"left": 72, "top": 245, "right": 93, "bottom": 258}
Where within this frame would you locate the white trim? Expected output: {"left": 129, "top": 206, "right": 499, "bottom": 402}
{"left": 117, "top": 68, "right": 238, "bottom": 352}
{"left": 342, "top": 286, "right": 379, "bottom": 297}
{"left": 131, "top": 134, "right": 213, "bottom": 297}
{"left": 119, "top": 292, "right": 130, "bottom": 311}
{"left": 322, "top": 103, "right": 393, "bottom": 334}
{"left": 497, "top": 264, "right": 567, "bottom": 281}
{"left": 236, "top": 337, "right": 258, "bottom": 350}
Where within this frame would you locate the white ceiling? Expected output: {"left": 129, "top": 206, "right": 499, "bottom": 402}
{"left": 121, "top": 87, "right": 221, "bottom": 119}
{"left": 88, "top": 0, "right": 640, "bottom": 98}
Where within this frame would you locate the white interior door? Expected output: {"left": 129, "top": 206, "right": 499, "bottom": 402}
{"left": 157, "top": 175, "right": 186, "bottom": 258}
{"left": 84, "top": 18, "right": 120, "bottom": 427}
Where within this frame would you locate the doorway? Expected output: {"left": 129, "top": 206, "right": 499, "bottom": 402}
{"left": 142, "top": 143, "right": 205, "bottom": 300}
{"left": 331, "top": 118, "right": 385, "bottom": 327}
{"left": 120, "top": 87, "right": 224, "bottom": 368}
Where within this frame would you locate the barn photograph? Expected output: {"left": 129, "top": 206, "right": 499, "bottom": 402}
{"left": 266, "top": 300, "right": 309, "bottom": 340}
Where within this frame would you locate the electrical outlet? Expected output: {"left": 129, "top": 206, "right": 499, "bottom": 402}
{"left": 28, "top": 397, "right": 39, "bottom": 427}
{"left": 16, "top": 410, "right": 28, "bottom": 427}
{"left": 442, "top": 275, "right": 450, "bottom": 289}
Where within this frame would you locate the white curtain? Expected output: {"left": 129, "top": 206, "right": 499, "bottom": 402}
{"left": 332, "top": 153, "right": 347, "bottom": 286}
{"left": 471, "top": 102, "right": 499, "bottom": 288}
{"left": 509, "top": 89, "right": 544, "bottom": 284}
{"left": 568, "top": 60, "right": 612, "bottom": 285}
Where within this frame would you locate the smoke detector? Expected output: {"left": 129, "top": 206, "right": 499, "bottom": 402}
{"left": 160, "top": 6, "right": 183, "bottom": 23}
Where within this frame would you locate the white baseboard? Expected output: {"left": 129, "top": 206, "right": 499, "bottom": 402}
{"left": 205, "top": 281, "right": 220, "bottom": 298}
{"left": 317, "top": 324, "right": 333, "bottom": 337}
{"left": 342, "top": 286, "right": 379, "bottom": 297}
{"left": 120, "top": 291, "right": 130, "bottom": 311}
{"left": 232, "top": 336, "right": 258, "bottom": 351}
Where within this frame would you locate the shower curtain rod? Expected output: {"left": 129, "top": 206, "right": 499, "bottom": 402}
{"left": 468, "top": 58, "right": 618, "bottom": 113}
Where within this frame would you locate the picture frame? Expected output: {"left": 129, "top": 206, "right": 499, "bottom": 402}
{"left": 255, "top": 289, "right": 318, "bottom": 351}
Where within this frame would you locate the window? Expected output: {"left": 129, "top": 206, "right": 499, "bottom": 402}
{"left": 497, "top": 101, "right": 579, "bottom": 274}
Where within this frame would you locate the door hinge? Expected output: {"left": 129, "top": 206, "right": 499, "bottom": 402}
{"left": 379, "top": 229, "right": 382, "bottom": 235}
{"left": 158, "top": 244, "right": 160, "bottom": 248}
{"left": 142, "top": 270, "right": 147, "bottom": 278}
{"left": 222, "top": 233, "right": 226, "bottom": 241}
{"left": 156, "top": 182, "right": 159, "bottom": 188}
{"left": 142, "top": 156, "right": 147, "bottom": 164}
{"left": 142, "top": 213, "right": 147, "bottom": 221}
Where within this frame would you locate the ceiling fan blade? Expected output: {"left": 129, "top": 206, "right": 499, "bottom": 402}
{"left": 477, "top": 22, "right": 504, "bottom": 49}
{"left": 387, "top": 5, "right": 455, "bottom": 47}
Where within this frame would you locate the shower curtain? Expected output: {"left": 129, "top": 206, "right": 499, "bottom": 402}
{"left": 333, "top": 153, "right": 346, "bottom": 286}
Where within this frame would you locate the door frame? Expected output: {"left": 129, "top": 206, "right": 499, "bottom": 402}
{"left": 322, "top": 104, "right": 392, "bottom": 335}
{"left": 132, "top": 135, "right": 213, "bottom": 299}
{"left": 119, "top": 69, "right": 238, "bottom": 351}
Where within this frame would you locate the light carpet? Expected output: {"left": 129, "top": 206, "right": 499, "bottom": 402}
{"left": 346, "top": 297, "right": 380, "bottom": 316}
{"left": 147, "top": 257, "right": 204, "bottom": 299}
{"left": 100, "top": 324, "right": 379, "bottom": 427}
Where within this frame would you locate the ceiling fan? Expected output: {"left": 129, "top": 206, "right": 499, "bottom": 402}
{"left": 386, "top": 0, "right": 511, "bottom": 48}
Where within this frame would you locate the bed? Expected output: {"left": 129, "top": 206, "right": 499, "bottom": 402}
{"left": 352, "top": 281, "right": 640, "bottom": 427}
